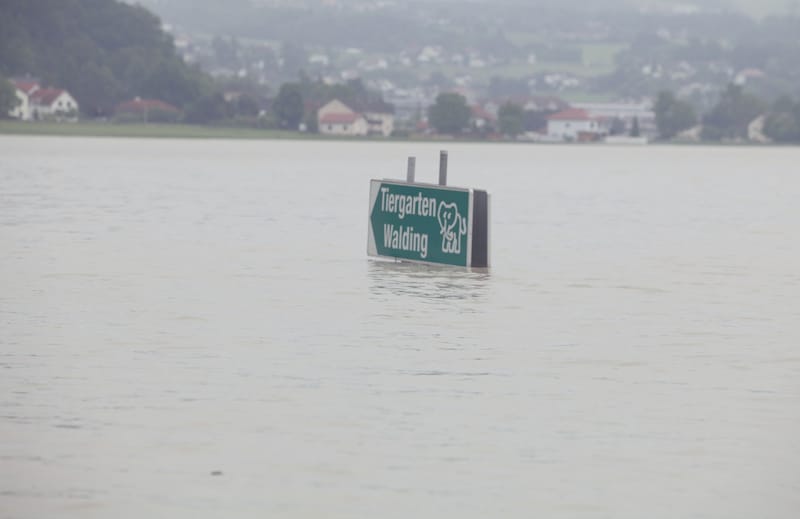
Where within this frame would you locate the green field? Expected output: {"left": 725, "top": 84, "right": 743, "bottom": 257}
{"left": 582, "top": 43, "right": 626, "bottom": 70}
{"left": 409, "top": 41, "right": 625, "bottom": 85}
{"left": 0, "top": 120, "right": 467, "bottom": 143}
{"left": 0, "top": 120, "right": 315, "bottom": 140}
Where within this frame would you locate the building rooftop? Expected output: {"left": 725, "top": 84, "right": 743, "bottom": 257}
{"left": 548, "top": 108, "right": 593, "bottom": 121}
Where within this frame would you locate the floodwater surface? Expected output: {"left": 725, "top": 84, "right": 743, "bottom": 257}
{"left": 1, "top": 136, "right": 799, "bottom": 518}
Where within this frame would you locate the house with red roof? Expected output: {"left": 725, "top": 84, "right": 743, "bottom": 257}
{"left": 546, "top": 108, "right": 603, "bottom": 141}
{"left": 318, "top": 100, "right": 368, "bottom": 136}
{"left": 8, "top": 79, "right": 40, "bottom": 120}
{"left": 29, "top": 87, "right": 79, "bottom": 121}
{"left": 115, "top": 98, "right": 181, "bottom": 122}
{"left": 7, "top": 79, "right": 79, "bottom": 121}
{"left": 471, "top": 104, "right": 496, "bottom": 132}
{"left": 317, "top": 99, "right": 394, "bottom": 137}
{"left": 12, "top": 79, "right": 39, "bottom": 97}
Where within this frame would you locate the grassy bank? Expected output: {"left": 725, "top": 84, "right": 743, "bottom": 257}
{"left": 0, "top": 120, "right": 317, "bottom": 140}
{"left": 0, "top": 119, "right": 471, "bottom": 143}
{"left": 2, "top": 120, "right": 784, "bottom": 147}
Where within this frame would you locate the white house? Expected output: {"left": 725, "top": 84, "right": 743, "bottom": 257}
{"left": 319, "top": 111, "right": 368, "bottom": 136}
{"left": 470, "top": 104, "right": 496, "bottom": 133}
{"left": 8, "top": 79, "right": 79, "bottom": 121}
{"left": 747, "top": 115, "right": 770, "bottom": 144}
{"left": 318, "top": 99, "right": 393, "bottom": 137}
{"left": 9, "top": 88, "right": 30, "bottom": 120}
{"left": 363, "top": 111, "right": 394, "bottom": 137}
{"left": 30, "top": 88, "right": 79, "bottom": 121}
{"left": 574, "top": 101, "right": 656, "bottom": 138}
{"left": 318, "top": 100, "right": 367, "bottom": 136}
{"left": 547, "top": 108, "right": 603, "bottom": 141}
{"left": 8, "top": 79, "right": 39, "bottom": 120}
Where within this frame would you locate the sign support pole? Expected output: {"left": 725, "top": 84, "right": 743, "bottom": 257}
{"left": 406, "top": 156, "right": 416, "bottom": 183}
{"left": 438, "top": 150, "right": 448, "bottom": 186}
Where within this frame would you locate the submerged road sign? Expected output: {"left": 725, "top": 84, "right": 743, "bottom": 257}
{"left": 367, "top": 179, "right": 489, "bottom": 267}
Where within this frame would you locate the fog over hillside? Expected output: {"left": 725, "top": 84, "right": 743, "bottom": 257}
{"left": 117, "top": 0, "right": 800, "bottom": 141}
{"left": 133, "top": 0, "right": 796, "bottom": 18}
{"left": 3, "top": 0, "right": 800, "bottom": 142}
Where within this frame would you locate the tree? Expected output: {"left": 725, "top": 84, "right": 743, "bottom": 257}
{"left": 0, "top": 76, "right": 20, "bottom": 118}
{"left": 609, "top": 117, "right": 626, "bottom": 135}
{"left": 702, "top": 84, "right": 763, "bottom": 141}
{"left": 140, "top": 58, "right": 211, "bottom": 110}
{"left": 498, "top": 101, "right": 524, "bottom": 138}
{"left": 185, "top": 92, "right": 230, "bottom": 123}
{"left": 763, "top": 96, "right": 800, "bottom": 143}
{"left": 72, "top": 62, "right": 124, "bottom": 117}
{"left": 630, "top": 117, "right": 641, "bottom": 137}
{"left": 234, "top": 93, "right": 260, "bottom": 117}
{"left": 304, "top": 111, "right": 319, "bottom": 133}
{"left": 764, "top": 112, "right": 800, "bottom": 142}
{"left": 0, "top": 0, "right": 214, "bottom": 117}
{"left": 654, "top": 91, "right": 697, "bottom": 140}
{"left": 523, "top": 110, "right": 552, "bottom": 133}
{"left": 273, "top": 82, "right": 304, "bottom": 130}
{"left": 294, "top": 77, "right": 391, "bottom": 119}
{"left": 428, "top": 93, "right": 470, "bottom": 135}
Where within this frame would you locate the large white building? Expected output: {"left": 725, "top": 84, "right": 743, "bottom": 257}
{"left": 573, "top": 101, "right": 656, "bottom": 137}
{"left": 547, "top": 108, "right": 603, "bottom": 141}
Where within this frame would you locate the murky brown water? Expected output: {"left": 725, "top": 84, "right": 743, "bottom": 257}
{"left": 1, "top": 136, "right": 799, "bottom": 518}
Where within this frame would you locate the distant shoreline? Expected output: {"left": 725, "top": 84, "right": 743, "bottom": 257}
{"left": 0, "top": 120, "right": 323, "bottom": 141}
{"left": 0, "top": 120, "right": 791, "bottom": 147}
{"left": 0, "top": 120, "right": 452, "bottom": 142}
{"left": 0, "top": 120, "right": 507, "bottom": 143}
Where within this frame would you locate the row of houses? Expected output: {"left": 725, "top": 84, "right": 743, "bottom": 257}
{"left": 9, "top": 79, "right": 80, "bottom": 121}
{"left": 3, "top": 77, "right": 652, "bottom": 142}
{"left": 5, "top": 78, "right": 396, "bottom": 134}
{"left": 433, "top": 96, "right": 656, "bottom": 142}
{"left": 6, "top": 78, "right": 187, "bottom": 123}
{"left": 542, "top": 106, "right": 654, "bottom": 142}
{"left": 316, "top": 99, "right": 394, "bottom": 137}
{"left": 311, "top": 94, "right": 654, "bottom": 142}
{"left": 312, "top": 95, "right": 655, "bottom": 141}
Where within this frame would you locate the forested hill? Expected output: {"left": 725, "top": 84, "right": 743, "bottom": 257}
{"left": 0, "top": 0, "right": 212, "bottom": 116}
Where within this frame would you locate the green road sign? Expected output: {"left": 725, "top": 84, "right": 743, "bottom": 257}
{"left": 368, "top": 179, "right": 484, "bottom": 267}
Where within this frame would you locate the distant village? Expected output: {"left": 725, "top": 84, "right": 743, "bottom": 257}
{"left": 3, "top": 0, "right": 799, "bottom": 144}
{"left": 10, "top": 74, "right": 776, "bottom": 144}
{"left": 6, "top": 74, "right": 658, "bottom": 142}
{"left": 4, "top": 0, "right": 796, "bottom": 145}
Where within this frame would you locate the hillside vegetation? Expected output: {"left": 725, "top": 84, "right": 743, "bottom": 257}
{"left": 0, "top": 0, "right": 212, "bottom": 116}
